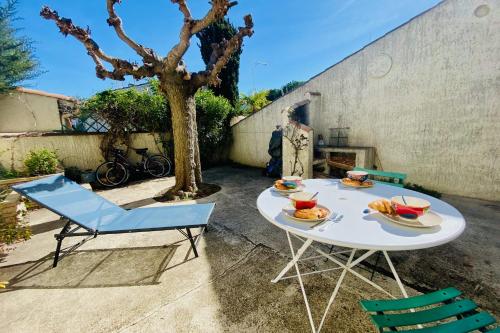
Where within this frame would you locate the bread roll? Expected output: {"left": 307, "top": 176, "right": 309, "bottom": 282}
{"left": 294, "top": 207, "right": 329, "bottom": 219}
{"left": 368, "top": 199, "right": 395, "bottom": 215}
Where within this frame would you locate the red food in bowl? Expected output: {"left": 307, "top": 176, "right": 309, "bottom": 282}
{"left": 393, "top": 204, "right": 425, "bottom": 216}
{"left": 391, "top": 196, "right": 430, "bottom": 217}
{"left": 290, "top": 192, "right": 317, "bottom": 209}
{"left": 395, "top": 206, "right": 420, "bottom": 217}
{"left": 294, "top": 200, "right": 317, "bottom": 209}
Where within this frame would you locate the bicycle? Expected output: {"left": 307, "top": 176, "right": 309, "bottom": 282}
{"left": 95, "top": 147, "right": 172, "bottom": 187}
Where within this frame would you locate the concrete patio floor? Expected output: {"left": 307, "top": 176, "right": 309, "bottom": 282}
{"left": 0, "top": 165, "right": 498, "bottom": 332}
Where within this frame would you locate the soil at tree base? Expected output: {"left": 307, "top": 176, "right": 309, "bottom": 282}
{"left": 154, "top": 183, "right": 221, "bottom": 202}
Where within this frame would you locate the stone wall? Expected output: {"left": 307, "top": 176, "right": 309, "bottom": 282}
{"left": 230, "top": 0, "right": 500, "bottom": 200}
{"left": 0, "top": 191, "right": 22, "bottom": 226}
{"left": 0, "top": 132, "right": 164, "bottom": 172}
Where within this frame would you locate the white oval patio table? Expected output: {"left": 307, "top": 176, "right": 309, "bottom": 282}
{"left": 257, "top": 179, "right": 465, "bottom": 333}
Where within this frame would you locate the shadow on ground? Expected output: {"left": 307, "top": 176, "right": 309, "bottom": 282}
{"left": 202, "top": 236, "right": 376, "bottom": 332}
{"left": 0, "top": 245, "right": 178, "bottom": 290}
{"left": 0, "top": 165, "right": 497, "bottom": 332}
{"left": 200, "top": 165, "right": 500, "bottom": 319}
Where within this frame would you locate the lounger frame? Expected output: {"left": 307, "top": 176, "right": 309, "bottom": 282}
{"left": 52, "top": 216, "right": 206, "bottom": 268}
{"left": 12, "top": 176, "right": 211, "bottom": 268}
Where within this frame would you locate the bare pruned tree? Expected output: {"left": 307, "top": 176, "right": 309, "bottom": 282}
{"left": 41, "top": 0, "right": 253, "bottom": 195}
{"left": 283, "top": 121, "right": 309, "bottom": 177}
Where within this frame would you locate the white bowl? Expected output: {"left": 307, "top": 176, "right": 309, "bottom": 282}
{"left": 346, "top": 170, "right": 368, "bottom": 181}
{"left": 282, "top": 176, "right": 303, "bottom": 183}
{"left": 391, "top": 196, "right": 431, "bottom": 216}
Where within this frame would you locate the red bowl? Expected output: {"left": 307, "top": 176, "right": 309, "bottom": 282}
{"left": 290, "top": 192, "right": 317, "bottom": 209}
{"left": 294, "top": 200, "right": 317, "bottom": 209}
{"left": 391, "top": 196, "right": 430, "bottom": 217}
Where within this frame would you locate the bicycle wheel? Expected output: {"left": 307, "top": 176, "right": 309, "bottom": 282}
{"left": 106, "top": 163, "right": 129, "bottom": 185}
{"left": 95, "top": 162, "right": 128, "bottom": 187}
{"left": 146, "top": 155, "right": 172, "bottom": 177}
{"left": 146, "top": 159, "right": 165, "bottom": 178}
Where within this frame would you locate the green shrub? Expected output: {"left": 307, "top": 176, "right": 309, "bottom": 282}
{"left": 0, "top": 219, "right": 32, "bottom": 245}
{"left": 24, "top": 149, "right": 59, "bottom": 175}
{"left": 81, "top": 83, "right": 171, "bottom": 133}
{"left": 0, "top": 166, "right": 20, "bottom": 180}
{"left": 80, "top": 81, "right": 171, "bottom": 158}
{"left": 404, "top": 183, "right": 442, "bottom": 198}
{"left": 81, "top": 84, "right": 235, "bottom": 167}
{"left": 196, "top": 89, "right": 234, "bottom": 166}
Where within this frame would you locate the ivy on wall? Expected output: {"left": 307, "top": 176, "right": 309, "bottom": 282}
{"left": 79, "top": 82, "right": 237, "bottom": 166}
{"left": 79, "top": 81, "right": 170, "bottom": 159}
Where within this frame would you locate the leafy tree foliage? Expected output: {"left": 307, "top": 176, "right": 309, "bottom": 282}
{"left": 239, "top": 90, "right": 271, "bottom": 114}
{"left": 81, "top": 83, "right": 170, "bottom": 133}
{"left": 268, "top": 80, "right": 306, "bottom": 102}
{"left": 196, "top": 19, "right": 240, "bottom": 105}
{"left": 267, "top": 88, "right": 282, "bottom": 102}
{"left": 80, "top": 84, "right": 170, "bottom": 158}
{"left": 81, "top": 85, "right": 235, "bottom": 166}
{"left": 0, "top": 0, "right": 39, "bottom": 93}
{"left": 195, "top": 89, "right": 234, "bottom": 166}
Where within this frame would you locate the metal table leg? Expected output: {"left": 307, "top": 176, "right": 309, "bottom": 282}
{"left": 271, "top": 233, "right": 313, "bottom": 283}
{"left": 272, "top": 233, "right": 411, "bottom": 332}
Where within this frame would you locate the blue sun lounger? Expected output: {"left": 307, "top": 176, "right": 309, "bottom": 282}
{"left": 12, "top": 174, "right": 215, "bottom": 267}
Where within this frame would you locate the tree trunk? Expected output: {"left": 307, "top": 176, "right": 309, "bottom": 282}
{"left": 193, "top": 121, "right": 203, "bottom": 184}
{"left": 161, "top": 83, "right": 202, "bottom": 194}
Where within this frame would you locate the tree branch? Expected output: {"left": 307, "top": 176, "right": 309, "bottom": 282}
{"left": 191, "top": 0, "right": 238, "bottom": 35}
{"left": 106, "top": 0, "right": 158, "bottom": 63}
{"left": 165, "top": 0, "right": 238, "bottom": 71}
{"left": 40, "top": 6, "right": 155, "bottom": 81}
{"left": 193, "top": 14, "right": 253, "bottom": 87}
{"left": 172, "top": 0, "right": 192, "bottom": 20}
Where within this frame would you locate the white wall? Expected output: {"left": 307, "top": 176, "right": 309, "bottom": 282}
{"left": 0, "top": 133, "right": 163, "bottom": 172}
{"left": 0, "top": 90, "right": 66, "bottom": 133}
{"left": 230, "top": 0, "right": 500, "bottom": 200}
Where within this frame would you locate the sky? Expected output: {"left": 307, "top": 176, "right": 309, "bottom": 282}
{"left": 13, "top": 0, "right": 441, "bottom": 98}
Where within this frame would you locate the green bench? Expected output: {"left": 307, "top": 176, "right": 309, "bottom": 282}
{"left": 360, "top": 287, "right": 498, "bottom": 332}
{"left": 353, "top": 167, "right": 407, "bottom": 188}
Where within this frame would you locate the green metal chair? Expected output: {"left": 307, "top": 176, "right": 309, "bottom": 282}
{"left": 353, "top": 166, "right": 407, "bottom": 187}
{"left": 360, "top": 287, "right": 498, "bottom": 332}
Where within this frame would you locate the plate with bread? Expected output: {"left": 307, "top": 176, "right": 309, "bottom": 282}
{"left": 282, "top": 192, "right": 332, "bottom": 222}
{"left": 272, "top": 179, "right": 304, "bottom": 194}
{"left": 283, "top": 205, "right": 332, "bottom": 222}
{"left": 341, "top": 170, "right": 374, "bottom": 188}
{"left": 368, "top": 197, "right": 442, "bottom": 228}
{"left": 341, "top": 178, "right": 374, "bottom": 188}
